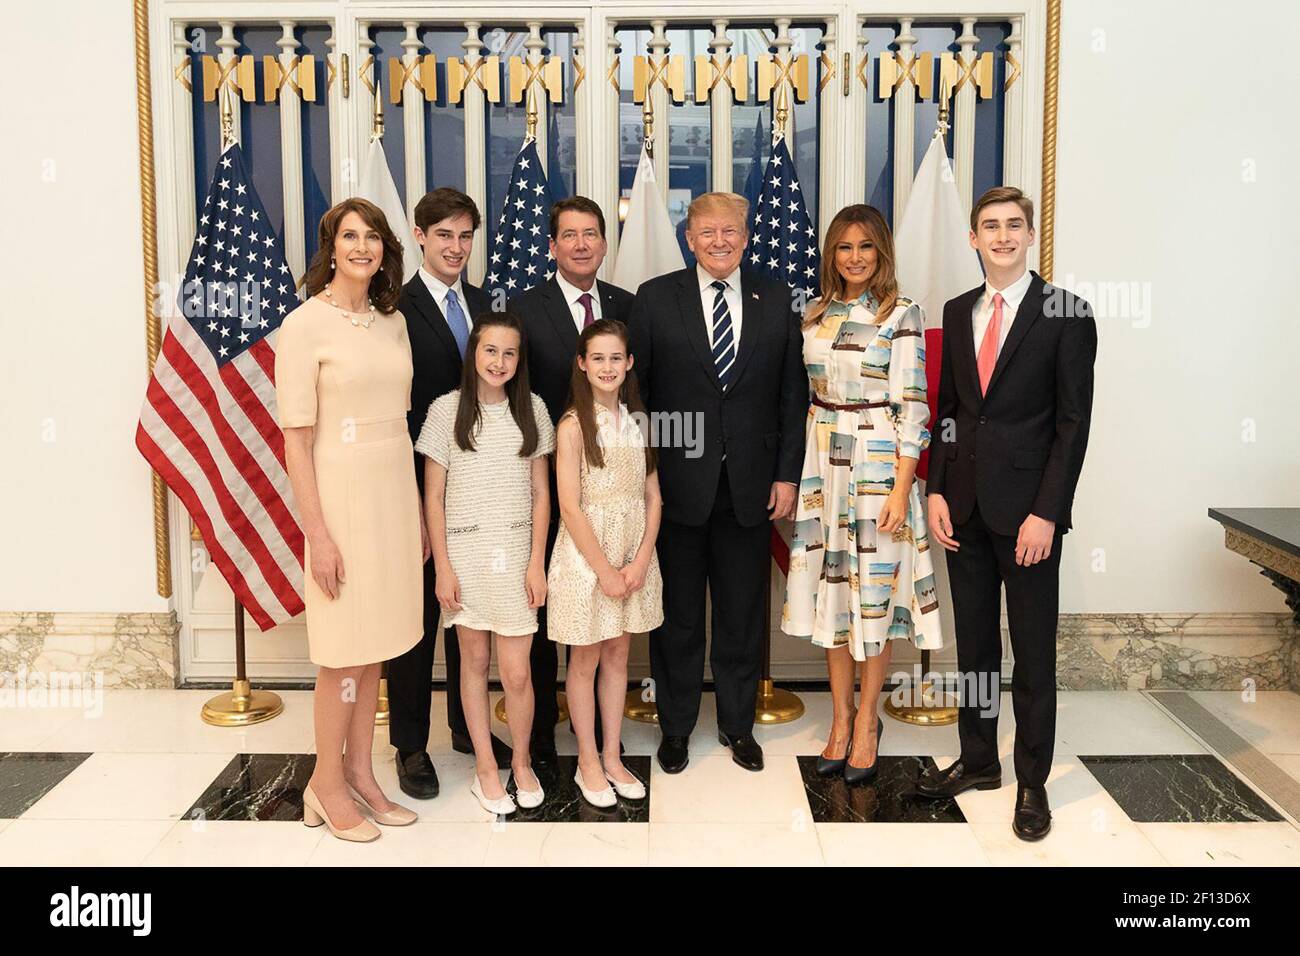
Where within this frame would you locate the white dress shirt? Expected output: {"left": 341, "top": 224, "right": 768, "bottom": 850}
{"left": 554, "top": 271, "right": 602, "bottom": 332}
{"left": 418, "top": 265, "right": 471, "bottom": 325}
{"left": 971, "top": 267, "right": 1032, "bottom": 357}
{"left": 697, "top": 264, "right": 743, "bottom": 348}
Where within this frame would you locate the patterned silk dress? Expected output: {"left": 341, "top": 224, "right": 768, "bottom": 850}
{"left": 780, "top": 292, "right": 944, "bottom": 661}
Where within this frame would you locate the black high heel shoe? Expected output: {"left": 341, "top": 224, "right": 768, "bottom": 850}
{"left": 815, "top": 710, "right": 856, "bottom": 776}
{"left": 844, "top": 716, "right": 884, "bottom": 785}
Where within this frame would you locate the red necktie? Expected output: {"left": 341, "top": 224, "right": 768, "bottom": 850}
{"left": 578, "top": 292, "right": 595, "bottom": 328}
{"left": 977, "top": 292, "right": 1004, "bottom": 396}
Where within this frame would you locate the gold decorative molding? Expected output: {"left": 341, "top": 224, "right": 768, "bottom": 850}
{"left": 264, "top": 54, "right": 316, "bottom": 102}
{"left": 632, "top": 53, "right": 684, "bottom": 104}
{"left": 694, "top": 53, "right": 747, "bottom": 103}
{"left": 446, "top": 55, "right": 501, "bottom": 104}
{"left": 1004, "top": 50, "right": 1022, "bottom": 92}
{"left": 1040, "top": 0, "right": 1061, "bottom": 282}
{"left": 756, "top": 53, "right": 810, "bottom": 103}
{"left": 877, "top": 51, "right": 932, "bottom": 100}
{"left": 133, "top": 0, "right": 171, "bottom": 599}
{"left": 508, "top": 54, "right": 563, "bottom": 104}
{"left": 1224, "top": 529, "right": 1300, "bottom": 583}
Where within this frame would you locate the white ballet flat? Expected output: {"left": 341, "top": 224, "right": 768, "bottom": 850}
{"left": 574, "top": 768, "right": 617, "bottom": 808}
{"left": 603, "top": 767, "right": 646, "bottom": 801}
{"left": 514, "top": 771, "right": 545, "bottom": 809}
{"left": 470, "top": 774, "right": 516, "bottom": 816}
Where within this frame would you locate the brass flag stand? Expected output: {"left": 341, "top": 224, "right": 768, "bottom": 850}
{"left": 201, "top": 598, "right": 284, "bottom": 726}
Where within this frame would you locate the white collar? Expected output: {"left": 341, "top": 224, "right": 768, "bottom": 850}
{"left": 697, "top": 263, "right": 741, "bottom": 295}
{"left": 555, "top": 270, "right": 598, "bottom": 306}
{"left": 982, "top": 268, "right": 1033, "bottom": 311}
{"left": 418, "top": 265, "right": 463, "bottom": 305}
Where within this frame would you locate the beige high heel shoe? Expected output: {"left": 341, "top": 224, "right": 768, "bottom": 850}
{"left": 346, "top": 783, "right": 418, "bottom": 826}
{"left": 302, "top": 784, "right": 381, "bottom": 842}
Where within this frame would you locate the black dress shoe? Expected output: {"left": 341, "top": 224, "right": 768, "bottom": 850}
{"left": 718, "top": 731, "right": 764, "bottom": 772}
{"left": 657, "top": 735, "right": 690, "bottom": 774}
{"left": 914, "top": 758, "right": 1002, "bottom": 798}
{"left": 1012, "top": 785, "right": 1052, "bottom": 841}
{"left": 395, "top": 750, "right": 440, "bottom": 800}
{"left": 531, "top": 733, "right": 558, "bottom": 765}
{"left": 450, "top": 731, "right": 513, "bottom": 768}
{"left": 844, "top": 717, "right": 883, "bottom": 786}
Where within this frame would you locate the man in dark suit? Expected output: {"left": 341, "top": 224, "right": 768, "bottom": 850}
{"left": 508, "top": 196, "right": 634, "bottom": 760}
{"left": 388, "top": 187, "right": 510, "bottom": 799}
{"left": 918, "top": 186, "right": 1096, "bottom": 841}
{"left": 629, "top": 192, "right": 806, "bottom": 775}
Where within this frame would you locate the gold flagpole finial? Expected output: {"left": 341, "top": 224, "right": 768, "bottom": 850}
{"left": 219, "top": 81, "right": 235, "bottom": 149}
{"left": 937, "top": 74, "right": 951, "bottom": 136}
{"left": 773, "top": 73, "right": 790, "bottom": 142}
{"left": 371, "top": 79, "right": 385, "bottom": 142}
{"left": 642, "top": 96, "right": 654, "bottom": 158}
{"left": 525, "top": 81, "right": 539, "bottom": 141}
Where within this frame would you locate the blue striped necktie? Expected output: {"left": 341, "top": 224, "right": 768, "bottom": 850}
{"left": 443, "top": 289, "right": 470, "bottom": 358}
{"left": 710, "top": 279, "right": 736, "bottom": 388}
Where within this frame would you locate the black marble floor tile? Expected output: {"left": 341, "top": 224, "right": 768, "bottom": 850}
{"left": 1079, "top": 755, "right": 1284, "bottom": 823}
{"left": 0, "top": 752, "right": 92, "bottom": 818}
{"left": 798, "top": 755, "right": 967, "bottom": 823}
{"left": 506, "top": 755, "right": 650, "bottom": 823}
{"left": 184, "top": 753, "right": 316, "bottom": 822}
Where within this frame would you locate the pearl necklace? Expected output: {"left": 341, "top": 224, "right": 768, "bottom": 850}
{"left": 324, "top": 284, "right": 376, "bottom": 328}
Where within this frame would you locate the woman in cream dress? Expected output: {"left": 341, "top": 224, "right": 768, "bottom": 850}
{"left": 277, "top": 198, "right": 422, "bottom": 841}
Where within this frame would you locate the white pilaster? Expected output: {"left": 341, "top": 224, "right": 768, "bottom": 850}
{"left": 325, "top": 24, "right": 343, "bottom": 204}
{"left": 525, "top": 21, "right": 547, "bottom": 167}
{"left": 891, "top": 18, "right": 917, "bottom": 224}
{"left": 816, "top": 16, "right": 840, "bottom": 238}
{"left": 400, "top": 20, "right": 426, "bottom": 224}
{"left": 647, "top": 20, "right": 670, "bottom": 199}
{"left": 354, "top": 21, "right": 375, "bottom": 200}
{"left": 952, "top": 18, "right": 978, "bottom": 211}
{"left": 708, "top": 19, "right": 732, "bottom": 194}
{"left": 574, "top": 22, "right": 591, "bottom": 198}
{"left": 171, "top": 21, "right": 197, "bottom": 264}
{"left": 216, "top": 20, "right": 240, "bottom": 143}
{"left": 462, "top": 23, "right": 488, "bottom": 284}
{"left": 845, "top": 18, "right": 868, "bottom": 207}
{"left": 602, "top": 22, "right": 621, "bottom": 270}
{"left": 1002, "top": 16, "right": 1025, "bottom": 189}
{"left": 276, "top": 20, "right": 306, "bottom": 278}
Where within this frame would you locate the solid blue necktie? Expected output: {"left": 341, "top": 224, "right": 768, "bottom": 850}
{"left": 710, "top": 279, "right": 736, "bottom": 388}
{"left": 443, "top": 289, "right": 470, "bottom": 358}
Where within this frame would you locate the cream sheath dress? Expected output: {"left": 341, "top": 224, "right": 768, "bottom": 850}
{"left": 274, "top": 296, "right": 423, "bottom": 668}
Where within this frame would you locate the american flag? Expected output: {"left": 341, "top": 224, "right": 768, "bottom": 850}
{"left": 746, "top": 135, "right": 819, "bottom": 301}
{"left": 486, "top": 139, "right": 555, "bottom": 297}
{"left": 135, "top": 143, "right": 306, "bottom": 631}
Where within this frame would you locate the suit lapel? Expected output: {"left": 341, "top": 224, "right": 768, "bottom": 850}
{"left": 984, "top": 272, "right": 1045, "bottom": 399}
{"left": 406, "top": 275, "right": 462, "bottom": 366}
{"left": 727, "top": 271, "right": 762, "bottom": 388}
{"left": 540, "top": 279, "right": 579, "bottom": 354}
{"left": 597, "top": 281, "right": 620, "bottom": 324}
{"left": 676, "top": 270, "right": 722, "bottom": 393}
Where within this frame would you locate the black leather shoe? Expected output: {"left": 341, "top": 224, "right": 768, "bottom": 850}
{"left": 657, "top": 735, "right": 690, "bottom": 774}
{"left": 395, "top": 750, "right": 440, "bottom": 800}
{"left": 815, "top": 744, "right": 850, "bottom": 777}
{"left": 844, "top": 717, "right": 883, "bottom": 786}
{"left": 531, "top": 734, "right": 558, "bottom": 765}
{"left": 915, "top": 759, "right": 1002, "bottom": 798}
{"left": 451, "top": 731, "right": 513, "bottom": 768}
{"left": 1013, "top": 785, "right": 1051, "bottom": 841}
{"left": 718, "top": 731, "right": 764, "bottom": 772}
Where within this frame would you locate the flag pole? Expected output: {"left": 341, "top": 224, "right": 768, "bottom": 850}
{"left": 201, "top": 598, "right": 285, "bottom": 726}
{"left": 195, "top": 82, "right": 285, "bottom": 727}
{"left": 883, "top": 75, "right": 959, "bottom": 728}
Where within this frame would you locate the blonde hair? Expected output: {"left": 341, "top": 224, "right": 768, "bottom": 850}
{"left": 686, "top": 192, "right": 749, "bottom": 231}
{"left": 804, "top": 204, "right": 899, "bottom": 329}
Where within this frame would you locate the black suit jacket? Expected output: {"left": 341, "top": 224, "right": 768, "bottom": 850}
{"left": 398, "top": 274, "right": 491, "bottom": 491}
{"left": 926, "top": 271, "right": 1096, "bottom": 536}
{"left": 629, "top": 267, "right": 807, "bottom": 528}
{"left": 509, "top": 277, "right": 635, "bottom": 425}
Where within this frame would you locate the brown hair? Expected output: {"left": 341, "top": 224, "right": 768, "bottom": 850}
{"left": 414, "top": 187, "right": 481, "bottom": 233}
{"left": 452, "top": 311, "right": 540, "bottom": 457}
{"left": 565, "top": 319, "right": 656, "bottom": 474}
{"left": 550, "top": 196, "right": 606, "bottom": 239}
{"left": 685, "top": 192, "right": 749, "bottom": 231}
{"left": 970, "top": 186, "right": 1035, "bottom": 232}
{"left": 301, "top": 198, "right": 404, "bottom": 313}
{"left": 804, "top": 204, "right": 899, "bottom": 328}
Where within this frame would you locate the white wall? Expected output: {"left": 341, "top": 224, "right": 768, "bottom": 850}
{"left": 1, "top": 0, "right": 1295, "bottom": 624}
{"left": 1054, "top": 0, "right": 1300, "bottom": 612}
{"left": 0, "top": 2, "right": 168, "bottom": 613}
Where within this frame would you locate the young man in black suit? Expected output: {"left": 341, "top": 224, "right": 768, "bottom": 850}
{"left": 508, "top": 196, "right": 634, "bottom": 760}
{"left": 388, "top": 187, "right": 510, "bottom": 799}
{"left": 919, "top": 186, "right": 1096, "bottom": 841}
{"left": 629, "top": 192, "right": 806, "bottom": 775}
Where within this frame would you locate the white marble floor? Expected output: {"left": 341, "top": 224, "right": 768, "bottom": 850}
{"left": 0, "top": 688, "right": 1296, "bottom": 867}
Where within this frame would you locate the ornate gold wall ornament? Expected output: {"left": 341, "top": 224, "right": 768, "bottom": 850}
{"left": 606, "top": 55, "right": 620, "bottom": 93}
{"left": 388, "top": 55, "right": 424, "bottom": 104}
{"left": 694, "top": 53, "right": 747, "bottom": 103}
{"left": 509, "top": 55, "right": 563, "bottom": 104}
{"left": 446, "top": 55, "right": 501, "bottom": 104}
{"left": 1040, "top": 0, "right": 1060, "bottom": 282}
{"left": 940, "top": 50, "right": 993, "bottom": 99}
{"left": 1004, "top": 50, "right": 1022, "bottom": 92}
{"left": 877, "top": 51, "right": 932, "bottom": 100}
{"left": 201, "top": 54, "right": 255, "bottom": 102}
{"left": 632, "top": 53, "right": 684, "bottom": 104}
{"left": 263, "top": 54, "right": 316, "bottom": 103}
{"left": 756, "top": 53, "right": 810, "bottom": 103}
